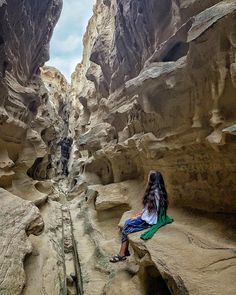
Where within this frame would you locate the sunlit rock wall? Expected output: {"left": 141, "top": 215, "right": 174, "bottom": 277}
{"left": 72, "top": 0, "right": 236, "bottom": 213}
{"left": 68, "top": 1, "right": 236, "bottom": 294}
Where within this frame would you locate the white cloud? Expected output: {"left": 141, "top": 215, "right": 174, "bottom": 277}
{"left": 47, "top": 55, "right": 82, "bottom": 82}
{"left": 47, "top": 0, "right": 96, "bottom": 81}
{"left": 53, "top": 34, "right": 82, "bottom": 54}
{"left": 57, "top": 1, "right": 95, "bottom": 31}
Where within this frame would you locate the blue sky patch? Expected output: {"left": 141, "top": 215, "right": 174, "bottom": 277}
{"left": 47, "top": 0, "right": 96, "bottom": 81}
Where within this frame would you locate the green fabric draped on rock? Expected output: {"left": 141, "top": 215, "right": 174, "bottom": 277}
{"left": 140, "top": 209, "right": 174, "bottom": 240}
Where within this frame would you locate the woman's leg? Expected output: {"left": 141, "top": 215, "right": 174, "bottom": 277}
{"left": 110, "top": 229, "right": 130, "bottom": 262}
{"left": 110, "top": 218, "right": 150, "bottom": 262}
{"left": 120, "top": 218, "right": 150, "bottom": 253}
{"left": 118, "top": 240, "right": 129, "bottom": 256}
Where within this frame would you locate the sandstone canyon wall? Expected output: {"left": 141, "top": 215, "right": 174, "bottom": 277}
{"left": 0, "top": 1, "right": 69, "bottom": 294}
{"left": 73, "top": 0, "right": 236, "bottom": 213}
{"left": 68, "top": 0, "right": 236, "bottom": 294}
{"left": 0, "top": 1, "right": 236, "bottom": 295}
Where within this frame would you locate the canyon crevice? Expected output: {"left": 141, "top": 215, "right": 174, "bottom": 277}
{"left": 0, "top": 0, "right": 236, "bottom": 295}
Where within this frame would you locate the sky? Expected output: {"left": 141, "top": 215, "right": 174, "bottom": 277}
{"left": 47, "top": 0, "right": 96, "bottom": 81}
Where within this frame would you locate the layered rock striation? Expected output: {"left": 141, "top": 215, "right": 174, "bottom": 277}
{"left": 1, "top": 0, "right": 236, "bottom": 295}
{"left": 72, "top": 0, "right": 236, "bottom": 213}
{"left": 68, "top": 0, "right": 236, "bottom": 294}
{"left": 0, "top": 0, "right": 63, "bottom": 196}
{"left": 0, "top": 1, "right": 66, "bottom": 294}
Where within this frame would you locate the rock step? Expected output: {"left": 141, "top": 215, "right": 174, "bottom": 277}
{"left": 128, "top": 207, "right": 236, "bottom": 295}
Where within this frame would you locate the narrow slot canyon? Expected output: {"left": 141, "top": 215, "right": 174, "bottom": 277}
{"left": 0, "top": 1, "right": 236, "bottom": 295}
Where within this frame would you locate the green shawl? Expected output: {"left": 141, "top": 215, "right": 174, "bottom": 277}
{"left": 140, "top": 209, "right": 173, "bottom": 240}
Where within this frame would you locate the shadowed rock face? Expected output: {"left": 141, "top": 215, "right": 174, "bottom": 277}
{"left": 0, "top": 0, "right": 63, "bottom": 189}
{"left": 0, "top": 1, "right": 63, "bottom": 294}
{"left": 0, "top": 0, "right": 62, "bottom": 124}
{"left": 89, "top": 0, "right": 223, "bottom": 93}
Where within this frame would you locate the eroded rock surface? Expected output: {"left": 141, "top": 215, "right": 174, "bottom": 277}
{"left": 129, "top": 208, "right": 236, "bottom": 295}
{"left": 72, "top": 0, "right": 236, "bottom": 213}
{"left": 1, "top": 0, "right": 236, "bottom": 294}
{"left": 0, "top": 189, "right": 44, "bottom": 295}
{"left": 22, "top": 200, "right": 65, "bottom": 295}
{"left": 68, "top": 0, "right": 236, "bottom": 294}
{"left": 0, "top": 1, "right": 66, "bottom": 295}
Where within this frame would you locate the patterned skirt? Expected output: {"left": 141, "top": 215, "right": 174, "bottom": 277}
{"left": 121, "top": 217, "right": 151, "bottom": 243}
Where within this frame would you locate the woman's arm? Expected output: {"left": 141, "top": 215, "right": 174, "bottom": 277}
{"left": 131, "top": 209, "right": 144, "bottom": 220}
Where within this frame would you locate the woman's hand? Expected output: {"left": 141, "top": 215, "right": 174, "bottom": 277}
{"left": 130, "top": 216, "right": 138, "bottom": 220}
{"left": 131, "top": 209, "right": 144, "bottom": 220}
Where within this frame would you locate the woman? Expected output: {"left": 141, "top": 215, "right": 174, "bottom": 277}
{"left": 110, "top": 170, "right": 169, "bottom": 263}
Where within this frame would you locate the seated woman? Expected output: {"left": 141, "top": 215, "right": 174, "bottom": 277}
{"left": 110, "top": 170, "right": 169, "bottom": 263}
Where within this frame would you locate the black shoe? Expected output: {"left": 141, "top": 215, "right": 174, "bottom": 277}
{"left": 125, "top": 250, "right": 131, "bottom": 257}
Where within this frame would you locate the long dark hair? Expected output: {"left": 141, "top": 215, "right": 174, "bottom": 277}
{"left": 143, "top": 171, "right": 168, "bottom": 215}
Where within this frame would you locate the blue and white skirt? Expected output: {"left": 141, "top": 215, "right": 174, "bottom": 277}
{"left": 121, "top": 217, "right": 151, "bottom": 243}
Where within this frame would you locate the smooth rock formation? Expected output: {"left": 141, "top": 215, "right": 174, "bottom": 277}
{"left": 128, "top": 208, "right": 236, "bottom": 295}
{"left": 0, "top": 0, "right": 63, "bottom": 196}
{"left": 0, "top": 1, "right": 65, "bottom": 295}
{"left": 68, "top": 0, "right": 236, "bottom": 294}
{"left": 1, "top": 0, "right": 236, "bottom": 294}
{"left": 0, "top": 189, "right": 44, "bottom": 295}
{"left": 72, "top": 0, "right": 236, "bottom": 213}
{"left": 22, "top": 200, "right": 65, "bottom": 295}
